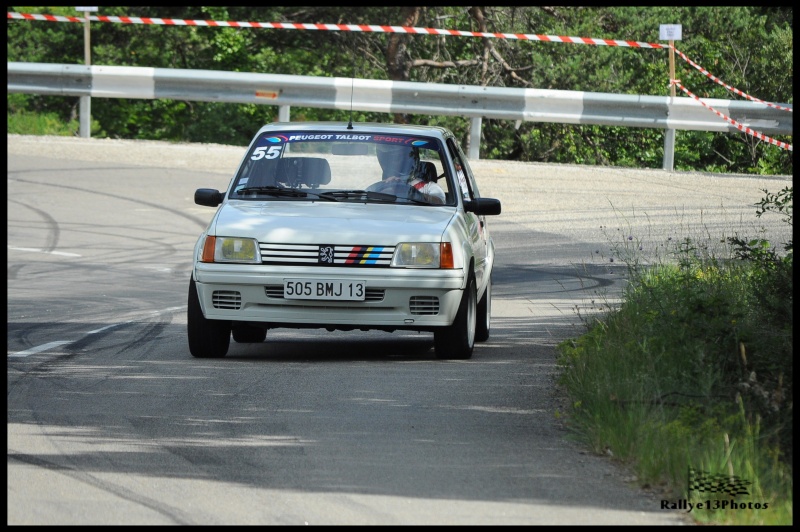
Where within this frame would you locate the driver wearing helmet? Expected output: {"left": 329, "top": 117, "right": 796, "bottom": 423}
{"left": 368, "top": 143, "right": 445, "bottom": 204}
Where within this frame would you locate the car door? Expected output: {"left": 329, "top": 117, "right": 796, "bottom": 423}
{"left": 447, "top": 139, "right": 488, "bottom": 290}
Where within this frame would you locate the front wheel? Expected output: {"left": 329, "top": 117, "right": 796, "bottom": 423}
{"left": 187, "top": 276, "right": 231, "bottom": 358}
{"left": 434, "top": 275, "right": 476, "bottom": 360}
{"left": 475, "top": 275, "right": 491, "bottom": 342}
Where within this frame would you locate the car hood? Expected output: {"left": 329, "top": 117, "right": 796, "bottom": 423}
{"left": 211, "top": 201, "right": 456, "bottom": 245}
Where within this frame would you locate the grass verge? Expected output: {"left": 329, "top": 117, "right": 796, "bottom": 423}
{"left": 7, "top": 109, "right": 80, "bottom": 136}
{"left": 556, "top": 189, "right": 793, "bottom": 525}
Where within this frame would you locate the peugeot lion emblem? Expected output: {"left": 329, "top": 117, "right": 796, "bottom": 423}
{"left": 319, "top": 245, "right": 335, "bottom": 264}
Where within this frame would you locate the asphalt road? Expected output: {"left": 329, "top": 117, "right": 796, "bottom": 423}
{"left": 7, "top": 134, "right": 791, "bottom": 525}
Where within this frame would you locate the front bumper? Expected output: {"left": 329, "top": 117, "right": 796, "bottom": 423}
{"left": 193, "top": 263, "right": 466, "bottom": 329}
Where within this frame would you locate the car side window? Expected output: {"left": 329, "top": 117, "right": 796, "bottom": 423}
{"left": 418, "top": 148, "right": 452, "bottom": 204}
{"left": 447, "top": 139, "right": 475, "bottom": 201}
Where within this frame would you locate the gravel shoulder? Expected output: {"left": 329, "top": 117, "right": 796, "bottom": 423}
{"left": 9, "top": 133, "right": 791, "bottom": 243}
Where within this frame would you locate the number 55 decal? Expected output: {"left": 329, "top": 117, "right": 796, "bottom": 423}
{"left": 251, "top": 146, "right": 282, "bottom": 160}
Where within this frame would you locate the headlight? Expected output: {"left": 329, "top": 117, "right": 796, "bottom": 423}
{"left": 201, "top": 236, "right": 260, "bottom": 263}
{"left": 392, "top": 242, "right": 453, "bottom": 268}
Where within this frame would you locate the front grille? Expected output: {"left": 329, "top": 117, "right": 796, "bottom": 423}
{"left": 409, "top": 296, "right": 439, "bottom": 315}
{"left": 213, "top": 290, "right": 242, "bottom": 309}
{"left": 265, "top": 285, "right": 384, "bottom": 301}
{"left": 260, "top": 243, "right": 395, "bottom": 267}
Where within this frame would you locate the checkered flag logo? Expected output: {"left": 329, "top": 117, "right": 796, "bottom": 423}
{"left": 688, "top": 466, "right": 751, "bottom": 497}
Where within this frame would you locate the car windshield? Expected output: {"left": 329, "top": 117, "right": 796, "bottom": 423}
{"left": 230, "top": 131, "right": 456, "bottom": 206}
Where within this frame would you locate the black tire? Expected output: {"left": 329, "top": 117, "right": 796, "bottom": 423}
{"left": 232, "top": 324, "right": 268, "bottom": 343}
{"left": 434, "top": 275, "right": 476, "bottom": 360}
{"left": 187, "top": 276, "right": 231, "bottom": 358}
{"left": 475, "top": 274, "right": 491, "bottom": 342}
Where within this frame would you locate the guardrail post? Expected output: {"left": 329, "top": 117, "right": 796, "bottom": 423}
{"left": 468, "top": 116, "right": 482, "bottom": 160}
{"left": 79, "top": 96, "right": 91, "bottom": 138}
{"left": 662, "top": 128, "right": 675, "bottom": 171}
{"left": 79, "top": 8, "right": 93, "bottom": 138}
{"left": 662, "top": 34, "right": 678, "bottom": 172}
{"left": 278, "top": 105, "right": 290, "bottom": 122}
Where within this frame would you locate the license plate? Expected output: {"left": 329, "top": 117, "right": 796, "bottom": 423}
{"left": 283, "top": 279, "right": 366, "bottom": 301}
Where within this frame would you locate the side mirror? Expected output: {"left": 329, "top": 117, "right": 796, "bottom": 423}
{"left": 464, "top": 198, "right": 501, "bottom": 216}
{"left": 195, "top": 188, "right": 223, "bottom": 207}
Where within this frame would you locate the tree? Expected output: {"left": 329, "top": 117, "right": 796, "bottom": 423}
{"left": 6, "top": 6, "right": 792, "bottom": 174}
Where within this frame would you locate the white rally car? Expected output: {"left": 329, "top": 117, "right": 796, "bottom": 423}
{"left": 189, "top": 122, "right": 501, "bottom": 359}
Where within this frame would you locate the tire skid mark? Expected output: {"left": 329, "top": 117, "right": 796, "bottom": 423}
{"left": 64, "top": 227, "right": 181, "bottom": 256}
{"left": 8, "top": 264, "right": 26, "bottom": 281}
{"left": 8, "top": 306, "right": 196, "bottom": 524}
{"left": 68, "top": 317, "right": 170, "bottom": 358}
{"left": 9, "top": 173, "right": 202, "bottom": 261}
{"left": 8, "top": 307, "right": 184, "bottom": 374}
{"left": 7, "top": 198, "right": 61, "bottom": 253}
{"left": 10, "top": 176, "right": 213, "bottom": 229}
{"left": 8, "top": 450, "right": 194, "bottom": 524}
{"left": 13, "top": 326, "right": 202, "bottom": 522}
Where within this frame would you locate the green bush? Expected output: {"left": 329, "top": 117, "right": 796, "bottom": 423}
{"left": 556, "top": 187, "right": 793, "bottom": 524}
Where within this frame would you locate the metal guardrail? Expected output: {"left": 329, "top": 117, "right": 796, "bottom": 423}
{"left": 7, "top": 62, "right": 793, "bottom": 164}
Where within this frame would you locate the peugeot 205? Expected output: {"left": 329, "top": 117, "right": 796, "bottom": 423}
{"left": 189, "top": 122, "right": 501, "bottom": 359}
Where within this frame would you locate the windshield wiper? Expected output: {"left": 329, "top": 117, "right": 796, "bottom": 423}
{"left": 236, "top": 186, "right": 427, "bottom": 204}
{"left": 316, "top": 189, "right": 396, "bottom": 202}
{"left": 315, "top": 189, "right": 433, "bottom": 204}
{"left": 237, "top": 185, "right": 308, "bottom": 197}
{"left": 236, "top": 185, "right": 344, "bottom": 201}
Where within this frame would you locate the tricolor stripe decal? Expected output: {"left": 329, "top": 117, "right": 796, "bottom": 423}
{"left": 342, "top": 246, "right": 390, "bottom": 265}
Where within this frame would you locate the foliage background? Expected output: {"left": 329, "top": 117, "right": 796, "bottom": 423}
{"left": 6, "top": 6, "right": 794, "bottom": 175}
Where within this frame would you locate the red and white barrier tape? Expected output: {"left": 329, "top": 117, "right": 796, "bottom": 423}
{"left": 7, "top": 12, "right": 666, "bottom": 48}
{"left": 673, "top": 47, "right": 792, "bottom": 113}
{"left": 671, "top": 80, "right": 792, "bottom": 151}
{"left": 9, "top": 10, "right": 792, "bottom": 146}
